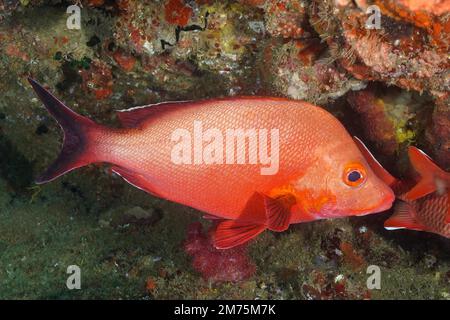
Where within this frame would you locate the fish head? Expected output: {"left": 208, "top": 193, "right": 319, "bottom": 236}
{"left": 295, "top": 143, "right": 395, "bottom": 218}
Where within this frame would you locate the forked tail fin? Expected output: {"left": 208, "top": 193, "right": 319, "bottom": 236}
{"left": 28, "top": 77, "right": 102, "bottom": 184}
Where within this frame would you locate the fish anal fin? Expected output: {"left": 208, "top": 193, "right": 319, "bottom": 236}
{"left": 263, "top": 193, "right": 295, "bottom": 232}
{"left": 384, "top": 201, "right": 427, "bottom": 231}
{"left": 213, "top": 220, "right": 266, "bottom": 249}
{"left": 111, "top": 166, "right": 162, "bottom": 198}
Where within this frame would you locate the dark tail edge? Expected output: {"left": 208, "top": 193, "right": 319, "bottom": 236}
{"left": 28, "top": 77, "right": 100, "bottom": 184}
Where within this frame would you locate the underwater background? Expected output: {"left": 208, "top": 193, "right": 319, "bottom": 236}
{"left": 0, "top": 0, "right": 449, "bottom": 299}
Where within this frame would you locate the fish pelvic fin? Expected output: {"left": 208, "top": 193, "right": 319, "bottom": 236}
{"left": 404, "top": 147, "right": 450, "bottom": 201}
{"left": 29, "top": 78, "right": 103, "bottom": 184}
{"left": 213, "top": 192, "right": 296, "bottom": 249}
{"left": 213, "top": 220, "right": 266, "bottom": 249}
{"left": 384, "top": 201, "right": 427, "bottom": 231}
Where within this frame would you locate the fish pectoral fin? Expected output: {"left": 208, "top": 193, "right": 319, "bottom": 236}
{"left": 384, "top": 201, "right": 427, "bottom": 231}
{"left": 213, "top": 220, "right": 266, "bottom": 249}
{"left": 111, "top": 166, "right": 162, "bottom": 198}
{"left": 262, "top": 193, "right": 295, "bottom": 232}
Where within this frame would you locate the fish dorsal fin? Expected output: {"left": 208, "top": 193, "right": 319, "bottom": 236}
{"left": 116, "top": 100, "right": 191, "bottom": 128}
{"left": 213, "top": 220, "right": 266, "bottom": 249}
{"left": 111, "top": 166, "right": 162, "bottom": 198}
{"left": 405, "top": 147, "right": 450, "bottom": 201}
{"left": 263, "top": 193, "right": 295, "bottom": 232}
{"left": 353, "top": 136, "right": 398, "bottom": 187}
{"left": 116, "top": 96, "right": 295, "bottom": 128}
{"left": 384, "top": 201, "right": 427, "bottom": 231}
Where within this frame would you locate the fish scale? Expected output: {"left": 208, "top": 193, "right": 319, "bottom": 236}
{"left": 413, "top": 193, "right": 450, "bottom": 237}
{"left": 95, "top": 99, "right": 371, "bottom": 219}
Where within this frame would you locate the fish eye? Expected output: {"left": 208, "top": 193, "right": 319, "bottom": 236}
{"left": 348, "top": 170, "right": 362, "bottom": 182}
{"left": 343, "top": 163, "right": 367, "bottom": 187}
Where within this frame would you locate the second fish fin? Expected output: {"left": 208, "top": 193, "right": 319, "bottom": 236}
{"left": 213, "top": 220, "right": 266, "bottom": 249}
{"left": 384, "top": 201, "right": 427, "bottom": 231}
{"left": 405, "top": 147, "right": 450, "bottom": 201}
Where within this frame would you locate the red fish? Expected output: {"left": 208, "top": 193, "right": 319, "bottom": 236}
{"left": 385, "top": 147, "right": 450, "bottom": 238}
{"left": 29, "top": 78, "right": 394, "bottom": 249}
{"left": 353, "top": 138, "right": 450, "bottom": 238}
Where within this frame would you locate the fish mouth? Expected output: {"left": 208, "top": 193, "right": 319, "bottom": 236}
{"left": 353, "top": 189, "right": 395, "bottom": 216}
{"left": 376, "top": 189, "right": 395, "bottom": 212}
